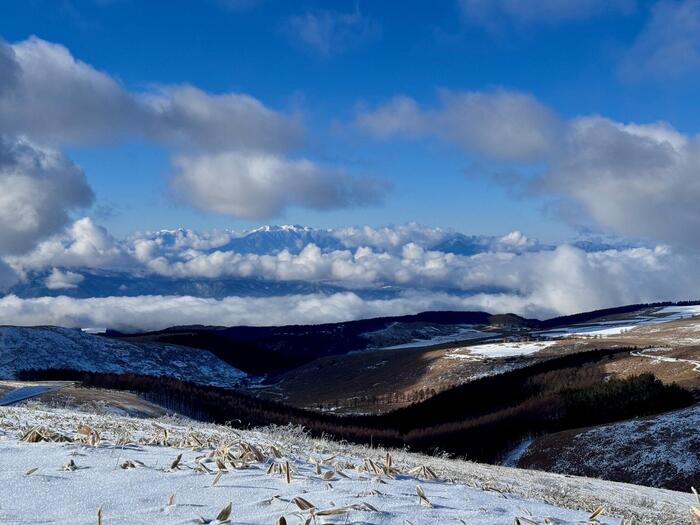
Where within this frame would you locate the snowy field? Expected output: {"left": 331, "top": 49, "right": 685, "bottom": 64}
{"left": 0, "top": 404, "right": 694, "bottom": 524}
{"left": 377, "top": 326, "right": 494, "bottom": 350}
{"left": 539, "top": 305, "right": 700, "bottom": 339}
{"left": 446, "top": 340, "right": 557, "bottom": 360}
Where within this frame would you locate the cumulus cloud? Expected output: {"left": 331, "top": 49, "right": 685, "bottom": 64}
{"left": 172, "top": 152, "right": 386, "bottom": 219}
{"left": 358, "top": 89, "right": 700, "bottom": 250}
{"left": 0, "top": 37, "right": 141, "bottom": 146}
{"left": 619, "top": 0, "right": 700, "bottom": 80}
{"left": 0, "top": 37, "right": 301, "bottom": 152}
{"left": 0, "top": 40, "right": 19, "bottom": 97}
{"left": 7, "top": 217, "right": 129, "bottom": 274}
{"left": 459, "top": 0, "right": 634, "bottom": 27}
{"left": 0, "top": 36, "right": 379, "bottom": 221}
{"left": 141, "top": 85, "right": 302, "bottom": 153}
{"left": 356, "top": 90, "right": 561, "bottom": 162}
{"left": 0, "top": 137, "right": 94, "bottom": 255}
{"left": 537, "top": 117, "right": 700, "bottom": 248}
{"left": 45, "top": 268, "right": 85, "bottom": 290}
{"left": 286, "top": 8, "right": 380, "bottom": 56}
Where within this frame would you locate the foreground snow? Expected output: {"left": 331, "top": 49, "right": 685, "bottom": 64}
{"left": 0, "top": 326, "right": 245, "bottom": 387}
{"left": 0, "top": 405, "right": 694, "bottom": 524}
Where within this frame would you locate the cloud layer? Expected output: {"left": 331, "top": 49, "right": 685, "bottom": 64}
{"left": 2, "top": 219, "right": 698, "bottom": 330}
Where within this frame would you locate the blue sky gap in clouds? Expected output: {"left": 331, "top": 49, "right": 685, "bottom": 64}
{"left": 1, "top": 0, "right": 700, "bottom": 327}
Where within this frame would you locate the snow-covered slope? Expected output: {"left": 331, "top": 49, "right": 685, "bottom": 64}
{"left": 518, "top": 405, "right": 700, "bottom": 492}
{"left": 0, "top": 326, "right": 245, "bottom": 387}
{"left": 0, "top": 404, "right": 694, "bottom": 524}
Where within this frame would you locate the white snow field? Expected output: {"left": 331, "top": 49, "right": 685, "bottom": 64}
{"left": 0, "top": 405, "right": 695, "bottom": 524}
{"left": 447, "top": 340, "right": 557, "bottom": 359}
{"left": 0, "top": 326, "right": 246, "bottom": 387}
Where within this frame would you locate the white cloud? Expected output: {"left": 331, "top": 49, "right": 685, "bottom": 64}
{"left": 172, "top": 152, "right": 386, "bottom": 219}
{"left": 358, "top": 89, "right": 700, "bottom": 250}
{"left": 0, "top": 36, "right": 380, "bottom": 222}
{"left": 141, "top": 85, "right": 302, "bottom": 153}
{"left": 0, "top": 37, "right": 141, "bottom": 146}
{"left": 0, "top": 137, "right": 94, "bottom": 255}
{"left": 538, "top": 117, "right": 700, "bottom": 249}
{"left": 286, "top": 8, "right": 380, "bottom": 56}
{"left": 356, "top": 90, "right": 561, "bottom": 162}
{"left": 0, "top": 40, "right": 19, "bottom": 97}
{"left": 45, "top": 268, "right": 85, "bottom": 290}
{"left": 7, "top": 217, "right": 129, "bottom": 274}
{"left": 619, "top": 0, "right": 700, "bottom": 80}
{"left": 459, "top": 0, "right": 634, "bottom": 27}
{"left": 0, "top": 37, "right": 301, "bottom": 152}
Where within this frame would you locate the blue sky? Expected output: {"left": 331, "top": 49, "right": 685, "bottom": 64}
{"left": 1, "top": 0, "right": 699, "bottom": 242}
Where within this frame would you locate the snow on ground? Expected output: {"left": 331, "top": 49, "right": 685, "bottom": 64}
{"left": 0, "top": 326, "right": 245, "bottom": 387}
{"left": 446, "top": 340, "right": 556, "bottom": 360}
{"left": 519, "top": 405, "right": 700, "bottom": 494}
{"left": 540, "top": 305, "right": 700, "bottom": 340}
{"left": 367, "top": 323, "right": 495, "bottom": 350}
{"left": 0, "top": 404, "right": 693, "bottom": 524}
{"left": 0, "top": 384, "right": 64, "bottom": 406}
{"left": 631, "top": 348, "right": 700, "bottom": 373}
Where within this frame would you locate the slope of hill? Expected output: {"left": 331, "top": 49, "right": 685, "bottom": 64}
{"left": 0, "top": 403, "right": 695, "bottom": 524}
{"left": 109, "top": 310, "right": 524, "bottom": 374}
{"left": 0, "top": 326, "right": 245, "bottom": 388}
{"left": 517, "top": 404, "right": 700, "bottom": 491}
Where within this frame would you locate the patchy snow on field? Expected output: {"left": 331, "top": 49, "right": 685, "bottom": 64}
{"left": 369, "top": 323, "right": 494, "bottom": 350}
{"left": 631, "top": 348, "right": 700, "bottom": 373}
{"left": 0, "top": 404, "right": 685, "bottom": 525}
{"left": 0, "top": 326, "right": 245, "bottom": 388}
{"left": 447, "top": 340, "right": 556, "bottom": 360}
{"left": 540, "top": 305, "right": 700, "bottom": 340}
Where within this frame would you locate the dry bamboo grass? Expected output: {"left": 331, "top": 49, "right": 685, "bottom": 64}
{"left": 292, "top": 496, "right": 315, "bottom": 511}
{"left": 215, "top": 502, "right": 232, "bottom": 523}
{"left": 76, "top": 424, "right": 100, "bottom": 447}
{"left": 169, "top": 453, "right": 183, "bottom": 471}
{"left": 408, "top": 465, "right": 438, "bottom": 480}
{"left": 62, "top": 459, "right": 78, "bottom": 471}
{"left": 416, "top": 485, "right": 432, "bottom": 507}
{"left": 21, "top": 426, "right": 72, "bottom": 443}
{"left": 691, "top": 488, "right": 700, "bottom": 525}
{"left": 588, "top": 506, "right": 605, "bottom": 523}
